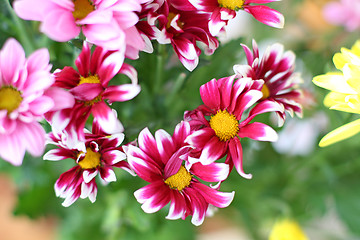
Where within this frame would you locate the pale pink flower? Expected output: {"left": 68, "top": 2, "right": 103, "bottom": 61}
{"left": 13, "top": 0, "right": 147, "bottom": 57}
{"left": 125, "top": 121, "right": 234, "bottom": 226}
{"left": 0, "top": 38, "right": 74, "bottom": 165}
{"left": 323, "top": 0, "right": 360, "bottom": 32}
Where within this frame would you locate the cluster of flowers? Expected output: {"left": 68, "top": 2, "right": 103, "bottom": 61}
{"left": 0, "top": 0, "right": 302, "bottom": 225}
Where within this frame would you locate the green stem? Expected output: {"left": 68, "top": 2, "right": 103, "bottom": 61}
{"left": 153, "top": 43, "right": 166, "bottom": 94}
{"left": 4, "top": 0, "right": 35, "bottom": 53}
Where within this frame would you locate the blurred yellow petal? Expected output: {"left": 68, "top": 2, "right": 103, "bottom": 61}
{"left": 324, "top": 92, "right": 360, "bottom": 113}
{"left": 333, "top": 52, "right": 347, "bottom": 70}
{"left": 269, "top": 219, "right": 308, "bottom": 240}
{"left": 319, "top": 119, "right": 360, "bottom": 147}
{"left": 351, "top": 40, "right": 360, "bottom": 57}
{"left": 345, "top": 64, "right": 360, "bottom": 91}
{"left": 313, "top": 73, "right": 356, "bottom": 94}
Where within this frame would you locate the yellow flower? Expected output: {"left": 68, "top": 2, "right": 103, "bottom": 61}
{"left": 313, "top": 40, "right": 360, "bottom": 147}
{"left": 269, "top": 219, "right": 308, "bottom": 240}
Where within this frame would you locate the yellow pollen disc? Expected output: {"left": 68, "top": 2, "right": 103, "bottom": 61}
{"left": 0, "top": 86, "right": 22, "bottom": 114}
{"left": 261, "top": 83, "right": 270, "bottom": 100}
{"left": 78, "top": 147, "right": 101, "bottom": 169}
{"left": 166, "top": 12, "right": 184, "bottom": 29}
{"left": 217, "top": 0, "right": 244, "bottom": 10}
{"left": 165, "top": 166, "right": 192, "bottom": 191}
{"left": 72, "top": 0, "right": 95, "bottom": 20}
{"left": 209, "top": 110, "right": 239, "bottom": 141}
{"left": 78, "top": 75, "right": 100, "bottom": 85}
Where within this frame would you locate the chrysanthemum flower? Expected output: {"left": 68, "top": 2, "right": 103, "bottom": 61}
{"left": 323, "top": 0, "right": 360, "bottom": 32}
{"left": 44, "top": 122, "right": 132, "bottom": 207}
{"left": 145, "top": 0, "right": 218, "bottom": 71}
{"left": 0, "top": 38, "right": 74, "bottom": 166}
{"left": 234, "top": 40, "right": 303, "bottom": 126}
{"left": 13, "top": 0, "right": 146, "bottom": 57}
{"left": 313, "top": 40, "right": 360, "bottom": 147}
{"left": 186, "top": 0, "right": 284, "bottom": 36}
{"left": 48, "top": 41, "right": 140, "bottom": 140}
{"left": 125, "top": 121, "right": 234, "bottom": 226}
{"left": 184, "top": 76, "right": 281, "bottom": 178}
{"left": 269, "top": 219, "right": 308, "bottom": 240}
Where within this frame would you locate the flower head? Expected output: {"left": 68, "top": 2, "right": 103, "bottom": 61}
{"left": 44, "top": 122, "right": 132, "bottom": 207}
{"left": 313, "top": 40, "right": 360, "bottom": 147}
{"left": 0, "top": 38, "right": 74, "bottom": 165}
{"left": 269, "top": 219, "right": 308, "bottom": 240}
{"left": 234, "top": 40, "right": 303, "bottom": 126}
{"left": 185, "top": 0, "right": 284, "bottom": 36}
{"left": 323, "top": 0, "right": 360, "bottom": 32}
{"left": 13, "top": 0, "right": 146, "bottom": 57}
{"left": 48, "top": 41, "right": 140, "bottom": 140}
{"left": 125, "top": 121, "right": 234, "bottom": 226}
{"left": 145, "top": 0, "right": 218, "bottom": 71}
{"left": 185, "top": 76, "right": 281, "bottom": 178}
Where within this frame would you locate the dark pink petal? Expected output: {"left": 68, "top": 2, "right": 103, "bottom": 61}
{"left": 186, "top": 127, "right": 214, "bottom": 150}
{"left": 188, "top": 0, "right": 218, "bottom": 11}
{"left": 198, "top": 135, "right": 227, "bottom": 165}
{"left": 182, "top": 187, "right": 208, "bottom": 226}
{"left": 75, "top": 42, "right": 91, "bottom": 77}
{"left": 126, "top": 145, "right": 163, "bottom": 182}
{"left": 218, "top": 76, "right": 235, "bottom": 109}
{"left": 190, "top": 162, "right": 229, "bottom": 182}
{"left": 53, "top": 67, "right": 79, "bottom": 89}
{"left": 92, "top": 102, "right": 123, "bottom": 134}
{"left": 155, "top": 129, "right": 175, "bottom": 164}
{"left": 233, "top": 89, "right": 262, "bottom": 119}
{"left": 238, "top": 122, "right": 278, "bottom": 142}
{"left": 208, "top": 8, "right": 227, "bottom": 36}
{"left": 43, "top": 148, "right": 75, "bottom": 161}
{"left": 134, "top": 181, "right": 171, "bottom": 213}
{"left": 99, "top": 166, "right": 117, "bottom": 182}
{"left": 138, "top": 127, "right": 161, "bottom": 162}
{"left": 97, "top": 50, "right": 125, "bottom": 86}
{"left": 191, "top": 182, "right": 234, "bottom": 208}
{"left": 241, "top": 100, "right": 284, "bottom": 125}
{"left": 164, "top": 146, "right": 192, "bottom": 178}
{"left": 166, "top": 190, "right": 186, "bottom": 220}
{"left": 83, "top": 169, "right": 98, "bottom": 183}
{"left": 172, "top": 121, "right": 191, "bottom": 149}
{"left": 228, "top": 138, "right": 252, "bottom": 178}
{"left": 244, "top": 5, "right": 284, "bottom": 29}
{"left": 200, "top": 78, "right": 220, "bottom": 110}
{"left": 173, "top": 37, "right": 198, "bottom": 61}
{"left": 102, "top": 149, "right": 126, "bottom": 165}
{"left": 69, "top": 83, "right": 103, "bottom": 102}
{"left": 103, "top": 84, "right": 141, "bottom": 103}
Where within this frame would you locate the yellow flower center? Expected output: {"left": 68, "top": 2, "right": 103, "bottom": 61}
{"left": 217, "top": 0, "right": 244, "bottom": 10}
{"left": 261, "top": 83, "right": 270, "bottom": 100}
{"left": 78, "top": 75, "right": 103, "bottom": 106}
{"left": 269, "top": 220, "right": 308, "bottom": 240}
{"left": 165, "top": 166, "right": 192, "bottom": 191}
{"left": 72, "top": 0, "right": 95, "bottom": 20}
{"left": 209, "top": 110, "right": 239, "bottom": 141}
{"left": 167, "top": 12, "right": 184, "bottom": 29}
{"left": 78, "top": 75, "right": 100, "bottom": 85}
{"left": 78, "top": 147, "right": 101, "bottom": 169}
{"left": 0, "top": 86, "right": 22, "bottom": 114}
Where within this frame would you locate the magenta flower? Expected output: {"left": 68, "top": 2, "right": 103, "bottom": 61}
{"left": 13, "top": 0, "right": 146, "bottom": 57}
{"left": 44, "top": 122, "right": 133, "bottom": 207}
{"left": 233, "top": 40, "right": 303, "bottom": 126}
{"left": 186, "top": 0, "right": 284, "bottom": 36}
{"left": 144, "top": 0, "right": 218, "bottom": 71}
{"left": 323, "top": 0, "right": 360, "bottom": 32}
{"left": 0, "top": 38, "right": 74, "bottom": 166}
{"left": 47, "top": 41, "right": 140, "bottom": 140}
{"left": 125, "top": 121, "right": 234, "bottom": 226}
{"left": 185, "top": 76, "right": 281, "bottom": 178}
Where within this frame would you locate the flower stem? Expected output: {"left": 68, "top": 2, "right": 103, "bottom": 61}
{"left": 4, "top": 0, "right": 35, "bottom": 53}
{"left": 153, "top": 43, "right": 166, "bottom": 94}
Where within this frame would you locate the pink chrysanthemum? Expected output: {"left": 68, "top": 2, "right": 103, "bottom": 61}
{"left": 323, "top": 0, "right": 360, "bottom": 32}
{"left": 48, "top": 41, "right": 141, "bottom": 140}
{"left": 0, "top": 38, "right": 74, "bottom": 166}
{"left": 185, "top": 0, "right": 284, "bottom": 36}
{"left": 233, "top": 40, "right": 303, "bottom": 126}
{"left": 44, "top": 122, "right": 133, "bottom": 207}
{"left": 144, "top": 0, "right": 218, "bottom": 71}
{"left": 125, "top": 121, "right": 234, "bottom": 226}
{"left": 185, "top": 76, "right": 281, "bottom": 178}
{"left": 13, "top": 0, "right": 147, "bottom": 57}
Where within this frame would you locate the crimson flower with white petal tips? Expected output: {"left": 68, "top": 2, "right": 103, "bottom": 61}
{"left": 0, "top": 38, "right": 74, "bottom": 166}
{"left": 47, "top": 41, "right": 141, "bottom": 140}
{"left": 125, "top": 121, "right": 234, "bottom": 226}
{"left": 44, "top": 122, "right": 133, "bottom": 207}
{"left": 233, "top": 40, "right": 303, "bottom": 126}
{"left": 185, "top": 76, "right": 282, "bottom": 178}
{"left": 184, "top": 0, "right": 284, "bottom": 36}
